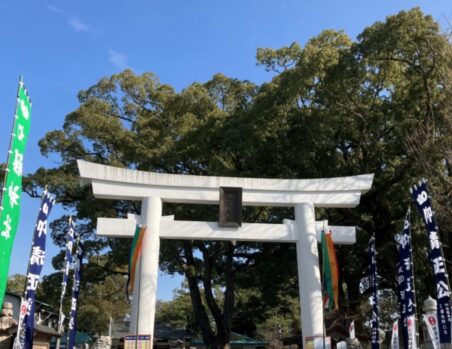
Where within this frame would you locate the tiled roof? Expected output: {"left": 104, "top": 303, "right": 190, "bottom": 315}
{"left": 154, "top": 324, "right": 193, "bottom": 340}
{"left": 51, "top": 331, "right": 92, "bottom": 345}
{"left": 192, "top": 332, "right": 268, "bottom": 346}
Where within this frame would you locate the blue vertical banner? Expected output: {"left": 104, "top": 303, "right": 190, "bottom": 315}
{"left": 369, "top": 237, "right": 380, "bottom": 349}
{"left": 58, "top": 218, "right": 76, "bottom": 332}
{"left": 396, "top": 261, "right": 408, "bottom": 349}
{"left": 68, "top": 239, "right": 84, "bottom": 349}
{"left": 14, "top": 191, "right": 55, "bottom": 349}
{"left": 395, "top": 210, "right": 416, "bottom": 349}
{"left": 63, "top": 218, "right": 75, "bottom": 293}
{"left": 411, "top": 180, "right": 451, "bottom": 344}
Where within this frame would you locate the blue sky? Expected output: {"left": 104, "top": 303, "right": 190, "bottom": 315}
{"left": 1, "top": 0, "right": 451, "bottom": 301}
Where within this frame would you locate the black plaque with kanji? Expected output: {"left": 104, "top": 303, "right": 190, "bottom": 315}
{"left": 219, "top": 187, "right": 242, "bottom": 227}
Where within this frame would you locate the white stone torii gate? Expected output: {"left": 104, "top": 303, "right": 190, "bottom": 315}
{"left": 77, "top": 160, "right": 373, "bottom": 345}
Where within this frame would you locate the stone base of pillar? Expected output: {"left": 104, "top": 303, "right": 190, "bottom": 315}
{"left": 421, "top": 343, "right": 452, "bottom": 349}
{"left": 346, "top": 338, "right": 362, "bottom": 349}
{"left": 420, "top": 344, "right": 434, "bottom": 349}
{"left": 92, "top": 336, "right": 112, "bottom": 349}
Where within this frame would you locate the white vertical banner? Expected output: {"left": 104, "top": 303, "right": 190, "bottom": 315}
{"left": 406, "top": 315, "right": 416, "bottom": 349}
{"left": 391, "top": 320, "right": 399, "bottom": 349}
{"left": 12, "top": 299, "right": 29, "bottom": 349}
{"left": 395, "top": 211, "right": 417, "bottom": 349}
{"left": 368, "top": 238, "right": 379, "bottom": 349}
{"left": 349, "top": 320, "right": 356, "bottom": 339}
{"left": 337, "top": 341, "right": 347, "bottom": 349}
{"left": 423, "top": 314, "right": 440, "bottom": 349}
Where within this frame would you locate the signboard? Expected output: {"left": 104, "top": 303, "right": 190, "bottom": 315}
{"left": 124, "top": 335, "right": 151, "bottom": 349}
{"left": 304, "top": 336, "right": 331, "bottom": 349}
{"left": 219, "top": 187, "right": 242, "bottom": 227}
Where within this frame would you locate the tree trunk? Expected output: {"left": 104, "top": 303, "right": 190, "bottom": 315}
{"left": 182, "top": 241, "right": 235, "bottom": 349}
{"left": 183, "top": 242, "right": 215, "bottom": 345}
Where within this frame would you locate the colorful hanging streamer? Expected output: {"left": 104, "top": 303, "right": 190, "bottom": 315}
{"left": 321, "top": 230, "right": 339, "bottom": 310}
{"left": 127, "top": 225, "right": 146, "bottom": 297}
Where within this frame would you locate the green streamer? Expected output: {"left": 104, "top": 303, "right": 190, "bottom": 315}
{"left": 0, "top": 79, "right": 32, "bottom": 308}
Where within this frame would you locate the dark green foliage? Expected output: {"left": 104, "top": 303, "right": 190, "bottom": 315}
{"left": 29, "top": 7, "right": 451, "bottom": 346}
{"left": 6, "top": 274, "right": 26, "bottom": 295}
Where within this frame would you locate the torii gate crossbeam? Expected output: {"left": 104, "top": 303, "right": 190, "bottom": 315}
{"left": 97, "top": 216, "right": 357, "bottom": 244}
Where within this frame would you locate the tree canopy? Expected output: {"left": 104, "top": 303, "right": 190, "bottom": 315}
{"left": 25, "top": 7, "right": 451, "bottom": 348}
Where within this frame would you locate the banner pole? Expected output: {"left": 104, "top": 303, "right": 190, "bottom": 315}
{"left": 56, "top": 216, "right": 74, "bottom": 349}
{"left": 135, "top": 239, "right": 143, "bottom": 349}
{"left": 407, "top": 208, "right": 419, "bottom": 349}
{"left": 320, "top": 222, "right": 326, "bottom": 349}
{"left": 67, "top": 234, "right": 80, "bottom": 348}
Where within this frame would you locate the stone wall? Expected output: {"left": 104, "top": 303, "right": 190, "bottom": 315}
{"left": 0, "top": 302, "right": 18, "bottom": 349}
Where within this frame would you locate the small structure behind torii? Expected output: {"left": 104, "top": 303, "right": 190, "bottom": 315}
{"left": 77, "top": 160, "right": 374, "bottom": 348}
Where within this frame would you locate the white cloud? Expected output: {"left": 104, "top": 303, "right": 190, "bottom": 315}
{"left": 47, "top": 6, "right": 89, "bottom": 33}
{"left": 69, "top": 18, "right": 89, "bottom": 32}
{"left": 47, "top": 5, "right": 65, "bottom": 14}
{"left": 109, "top": 50, "right": 129, "bottom": 70}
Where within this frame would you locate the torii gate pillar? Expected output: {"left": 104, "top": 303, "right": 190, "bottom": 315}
{"left": 295, "top": 202, "right": 323, "bottom": 337}
{"left": 130, "top": 197, "right": 162, "bottom": 334}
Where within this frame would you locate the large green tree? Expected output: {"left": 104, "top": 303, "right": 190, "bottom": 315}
{"left": 6, "top": 274, "right": 26, "bottom": 295}
{"left": 27, "top": 7, "right": 451, "bottom": 347}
